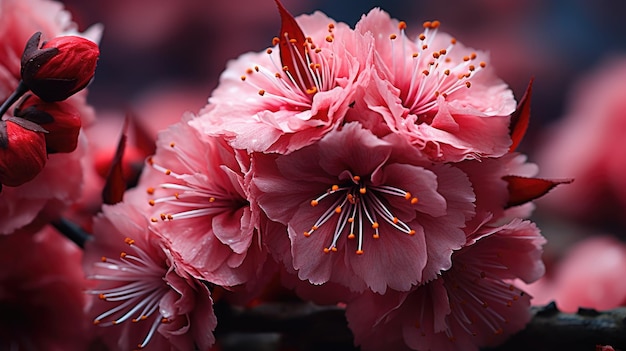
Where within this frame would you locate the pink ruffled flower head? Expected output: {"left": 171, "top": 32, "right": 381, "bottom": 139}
{"left": 83, "top": 193, "right": 216, "bottom": 351}
{"left": 353, "top": 9, "right": 515, "bottom": 162}
{"left": 139, "top": 115, "right": 266, "bottom": 286}
{"left": 346, "top": 219, "right": 546, "bottom": 351}
{"left": 254, "top": 122, "right": 475, "bottom": 293}
{"left": 191, "top": 3, "right": 367, "bottom": 154}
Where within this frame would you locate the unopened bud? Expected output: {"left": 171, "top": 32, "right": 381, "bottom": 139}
{"left": 0, "top": 119, "right": 47, "bottom": 187}
{"left": 14, "top": 95, "right": 81, "bottom": 153}
{"left": 21, "top": 32, "right": 99, "bottom": 102}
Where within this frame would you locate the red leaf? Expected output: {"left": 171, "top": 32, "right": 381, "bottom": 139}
{"left": 503, "top": 175, "right": 572, "bottom": 208}
{"left": 274, "top": 0, "right": 313, "bottom": 92}
{"left": 102, "top": 117, "right": 128, "bottom": 205}
{"left": 509, "top": 78, "right": 533, "bottom": 152}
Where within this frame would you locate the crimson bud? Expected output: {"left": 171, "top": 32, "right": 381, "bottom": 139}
{"left": 0, "top": 119, "right": 47, "bottom": 187}
{"left": 15, "top": 95, "right": 82, "bottom": 153}
{"left": 21, "top": 32, "right": 99, "bottom": 102}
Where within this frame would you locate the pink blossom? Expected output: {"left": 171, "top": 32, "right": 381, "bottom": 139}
{"left": 345, "top": 219, "right": 546, "bottom": 351}
{"left": 138, "top": 115, "right": 266, "bottom": 286}
{"left": 192, "top": 10, "right": 367, "bottom": 154}
{"left": 0, "top": 225, "right": 91, "bottom": 350}
{"left": 352, "top": 9, "right": 515, "bottom": 162}
{"left": 253, "top": 123, "right": 475, "bottom": 293}
{"left": 0, "top": 0, "right": 100, "bottom": 234}
{"left": 536, "top": 57, "right": 626, "bottom": 225}
{"left": 83, "top": 192, "right": 216, "bottom": 351}
{"left": 534, "top": 236, "right": 626, "bottom": 313}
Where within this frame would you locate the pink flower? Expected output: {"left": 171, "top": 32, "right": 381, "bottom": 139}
{"left": 0, "top": 225, "right": 91, "bottom": 350}
{"left": 139, "top": 115, "right": 266, "bottom": 286}
{"left": 83, "top": 192, "right": 216, "bottom": 351}
{"left": 345, "top": 219, "right": 546, "bottom": 351}
{"left": 352, "top": 9, "right": 515, "bottom": 162}
{"left": 192, "top": 7, "right": 367, "bottom": 154}
{"left": 536, "top": 236, "right": 626, "bottom": 313}
{"left": 253, "top": 122, "right": 475, "bottom": 293}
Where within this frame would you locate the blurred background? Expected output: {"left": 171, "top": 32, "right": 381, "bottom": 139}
{"left": 60, "top": 0, "right": 626, "bottom": 311}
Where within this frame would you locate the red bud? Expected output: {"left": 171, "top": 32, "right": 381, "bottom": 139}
{"left": 15, "top": 95, "right": 81, "bottom": 153}
{"left": 21, "top": 32, "right": 99, "bottom": 102}
{"left": 0, "top": 120, "right": 47, "bottom": 187}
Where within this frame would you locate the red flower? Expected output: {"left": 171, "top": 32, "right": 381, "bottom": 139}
{"left": 0, "top": 119, "right": 47, "bottom": 187}
{"left": 21, "top": 32, "right": 99, "bottom": 102}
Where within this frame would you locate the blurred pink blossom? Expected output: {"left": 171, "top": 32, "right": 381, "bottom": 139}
{"left": 536, "top": 56, "right": 626, "bottom": 225}
{"left": 524, "top": 236, "right": 626, "bottom": 313}
{"left": 0, "top": 225, "right": 91, "bottom": 350}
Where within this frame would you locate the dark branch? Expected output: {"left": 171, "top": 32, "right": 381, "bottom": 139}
{"left": 214, "top": 301, "right": 626, "bottom": 351}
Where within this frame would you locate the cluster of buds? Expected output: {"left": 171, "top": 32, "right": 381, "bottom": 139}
{"left": 0, "top": 32, "right": 99, "bottom": 190}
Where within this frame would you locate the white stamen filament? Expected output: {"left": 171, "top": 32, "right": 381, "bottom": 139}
{"left": 147, "top": 158, "right": 246, "bottom": 222}
{"left": 305, "top": 177, "right": 418, "bottom": 254}
{"left": 241, "top": 31, "right": 336, "bottom": 108}
{"left": 89, "top": 238, "right": 170, "bottom": 349}
{"left": 385, "top": 20, "right": 487, "bottom": 118}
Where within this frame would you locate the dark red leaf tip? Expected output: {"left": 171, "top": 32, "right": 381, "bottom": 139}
{"left": 509, "top": 78, "right": 534, "bottom": 152}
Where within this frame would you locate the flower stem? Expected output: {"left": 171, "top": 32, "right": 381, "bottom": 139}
{"left": 0, "top": 80, "right": 29, "bottom": 118}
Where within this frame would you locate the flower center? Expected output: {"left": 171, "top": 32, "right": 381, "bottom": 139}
{"left": 240, "top": 23, "right": 338, "bottom": 109}
{"left": 146, "top": 150, "right": 246, "bottom": 223}
{"left": 384, "top": 20, "right": 487, "bottom": 121}
{"left": 88, "top": 237, "right": 170, "bottom": 349}
{"left": 304, "top": 175, "right": 418, "bottom": 254}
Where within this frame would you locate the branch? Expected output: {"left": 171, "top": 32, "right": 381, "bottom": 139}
{"left": 214, "top": 301, "right": 626, "bottom": 351}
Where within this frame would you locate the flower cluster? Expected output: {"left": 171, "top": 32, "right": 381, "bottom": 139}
{"left": 78, "top": 2, "right": 564, "bottom": 350}
{"left": 0, "top": 0, "right": 101, "bottom": 235}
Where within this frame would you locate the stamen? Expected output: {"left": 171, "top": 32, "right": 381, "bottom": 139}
{"left": 89, "top": 237, "right": 171, "bottom": 349}
{"left": 304, "top": 176, "right": 419, "bottom": 255}
{"left": 380, "top": 19, "right": 487, "bottom": 119}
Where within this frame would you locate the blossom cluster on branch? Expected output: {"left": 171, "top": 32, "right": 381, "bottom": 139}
{"left": 0, "top": 0, "right": 584, "bottom": 350}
